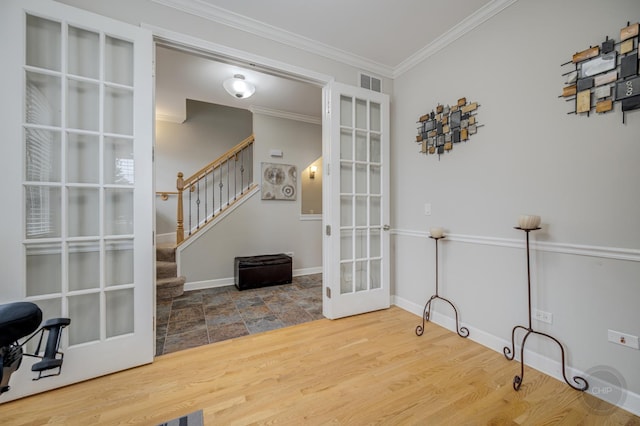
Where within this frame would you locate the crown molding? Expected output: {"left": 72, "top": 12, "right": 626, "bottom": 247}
{"left": 249, "top": 105, "right": 321, "bottom": 125}
{"left": 393, "top": 0, "right": 519, "bottom": 77}
{"left": 151, "top": 0, "right": 394, "bottom": 78}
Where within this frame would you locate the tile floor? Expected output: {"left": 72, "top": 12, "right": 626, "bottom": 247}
{"left": 156, "top": 274, "right": 323, "bottom": 356}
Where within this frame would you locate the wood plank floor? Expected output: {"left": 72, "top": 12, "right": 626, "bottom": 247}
{"left": 2, "top": 307, "right": 638, "bottom": 425}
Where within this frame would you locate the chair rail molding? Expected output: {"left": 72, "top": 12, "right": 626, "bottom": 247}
{"left": 392, "top": 229, "right": 640, "bottom": 263}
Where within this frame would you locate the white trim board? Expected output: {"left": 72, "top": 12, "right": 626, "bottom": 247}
{"left": 392, "top": 296, "right": 640, "bottom": 417}
{"left": 144, "top": 23, "right": 333, "bottom": 87}
{"left": 249, "top": 105, "right": 321, "bottom": 125}
{"left": 149, "top": 0, "right": 519, "bottom": 79}
{"left": 392, "top": 229, "right": 640, "bottom": 263}
{"left": 183, "top": 266, "right": 322, "bottom": 292}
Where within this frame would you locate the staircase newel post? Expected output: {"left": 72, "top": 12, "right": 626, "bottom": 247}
{"left": 176, "top": 172, "right": 185, "bottom": 244}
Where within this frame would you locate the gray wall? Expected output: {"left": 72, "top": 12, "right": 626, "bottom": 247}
{"left": 156, "top": 100, "right": 252, "bottom": 234}
{"left": 179, "top": 113, "right": 322, "bottom": 283}
{"left": 392, "top": 0, "right": 640, "bottom": 399}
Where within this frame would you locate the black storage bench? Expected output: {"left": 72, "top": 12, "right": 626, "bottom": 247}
{"left": 234, "top": 254, "right": 292, "bottom": 291}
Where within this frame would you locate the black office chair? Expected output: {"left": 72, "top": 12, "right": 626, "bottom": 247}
{"left": 0, "top": 302, "right": 70, "bottom": 394}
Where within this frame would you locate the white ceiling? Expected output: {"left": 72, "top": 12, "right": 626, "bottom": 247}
{"left": 155, "top": 0, "right": 510, "bottom": 122}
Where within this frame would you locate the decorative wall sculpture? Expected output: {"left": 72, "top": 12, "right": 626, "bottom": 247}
{"left": 261, "top": 162, "right": 297, "bottom": 200}
{"left": 415, "top": 97, "right": 482, "bottom": 158}
{"left": 561, "top": 21, "right": 640, "bottom": 122}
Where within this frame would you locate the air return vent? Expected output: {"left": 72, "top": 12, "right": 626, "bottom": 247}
{"left": 359, "top": 72, "right": 381, "bottom": 93}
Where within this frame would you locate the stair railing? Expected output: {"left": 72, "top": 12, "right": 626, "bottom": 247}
{"left": 176, "top": 134, "right": 255, "bottom": 245}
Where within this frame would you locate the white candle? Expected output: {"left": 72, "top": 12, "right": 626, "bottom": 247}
{"left": 518, "top": 215, "right": 541, "bottom": 230}
{"left": 430, "top": 227, "right": 444, "bottom": 238}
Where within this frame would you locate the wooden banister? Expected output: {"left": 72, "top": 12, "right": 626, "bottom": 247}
{"left": 181, "top": 134, "right": 254, "bottom": 189}
{"left": 175, "top": 134, "right": 255, "bottom": 245}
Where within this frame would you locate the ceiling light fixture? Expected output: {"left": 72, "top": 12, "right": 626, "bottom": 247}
{"left": 223, "top": 74, "right": 255, "bottom": 99}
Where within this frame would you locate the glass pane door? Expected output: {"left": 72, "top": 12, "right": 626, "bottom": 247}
{"left": 324, "top": 82, "right": 390, "bottom": 319}
{"left": 339, "top": 96, "right": 383, "bottom": 294}
{"left": 1, "top": 0, "right": 153, "bottom": 401}
{"left": 24, "top": 13, "right": 137, "bottom": 346}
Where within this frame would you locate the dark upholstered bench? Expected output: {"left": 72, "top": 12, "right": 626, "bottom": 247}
{"left": 234, "top": 254, "right": 292, "bottom": 291}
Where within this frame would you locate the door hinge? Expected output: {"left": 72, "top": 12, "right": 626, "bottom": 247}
{"left": 326, "top": 286, "right": 331, "bottom": 299}
{"left": 326, "top": 225, "right": 331, "bottom": 236}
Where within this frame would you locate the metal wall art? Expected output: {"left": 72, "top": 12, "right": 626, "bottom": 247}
{"left": 261, "top": 162, "right": 297, "bottom": 201}
{"left": 561, "top": 21, "right": 640, "bottom": 122}
{"left": 415, "top": 97, "right": 482, "bottom": 159}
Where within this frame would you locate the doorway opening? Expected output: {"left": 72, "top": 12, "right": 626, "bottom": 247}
{"left": 152, "top": 37, "right": 328, "bottom": 355}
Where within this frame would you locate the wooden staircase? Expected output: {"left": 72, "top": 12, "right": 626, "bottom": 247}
{"left": 156, "top": 245, "right": 185, "bottom": 300}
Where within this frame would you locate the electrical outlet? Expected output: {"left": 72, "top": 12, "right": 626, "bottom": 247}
{"left": 533, "top": 309, "right": 553, "bottom": 324}
{"left": 424, "top": 203, "right": 432, "bottom": 216}
{"left": 608, "top": 330, "right": 640, "bottom": 349}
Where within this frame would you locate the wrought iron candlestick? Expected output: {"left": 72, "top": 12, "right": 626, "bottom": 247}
{"left": 503, "top": 227, "right": 588, "bottom": 391}
{"left": 416, "top": 235, "right": 469, "bottom": 338}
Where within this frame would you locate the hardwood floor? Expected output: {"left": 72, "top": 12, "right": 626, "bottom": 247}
{"left": 2, "top": 307, "right": 638, "bottom": 425}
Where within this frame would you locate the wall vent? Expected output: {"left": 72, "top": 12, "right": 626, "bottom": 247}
{"left": 359, "top": 72, "right": 381, "bottom": 93}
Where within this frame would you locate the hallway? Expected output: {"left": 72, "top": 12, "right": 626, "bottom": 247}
{"left": 156, "top": 274, "right": 323, "bottom": 355}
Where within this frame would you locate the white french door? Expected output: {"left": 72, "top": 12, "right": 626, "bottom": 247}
{"left": 0, "top": 0, "right": 154, "bottom": 401}
{"left": 322, "top": 82, "right": 390, "bottom": 319}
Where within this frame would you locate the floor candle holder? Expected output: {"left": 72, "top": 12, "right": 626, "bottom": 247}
{"left": 503, "top": 227, "right": 588, "bottom": 391}
{"left": 416, "top": 235, "right": 469, "bottom": 338}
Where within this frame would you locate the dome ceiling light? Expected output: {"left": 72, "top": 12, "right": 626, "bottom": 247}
{"left": 223, "top": 74, "right": 255, "bottom": 99}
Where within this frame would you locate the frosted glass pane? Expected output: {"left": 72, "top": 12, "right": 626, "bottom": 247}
{"left": 340, "top": 129, "right": 352, "bottom": 160}
{"left": 26, "top": 15, "right": 61, "bottom": 71}
{"left": 105, "top": 36, "right": 133, "bottom": 86}
{"left": 340, "top": 196, "right": 353, "bottom": 227}
{"left": 356, "top": 196, "right": 367, "bottom": 226}
{"left": 370, "top": 259, "right": 381, "bottom": 290}
{"left": 340, "top": 229, "right": 353, "bottom": 261}
{"left": 68, "top": 242, "right": 100, "bottom": 291}
{"left": 25, "top": 186, "right": 61, "bottom": 239}
{"left": 340, "top": 262, "right": 353, "bottom": 294}
{"left": 370, "top": 165, "right": 381, "bottom": 195}
{"left": 67, "top": 79, "right": 99, "bottom": 131}
{"left": 67, "top": 133, "right": 99, "bottom": 184}
{"left": 26, "top": 244, "right": 61, "bottom": 296}
{"left": 340, "top": 162, "right": 353, "bottom": 193}
{"left": 340, "top": 95, "right": 352, "bottom": 127}
{"left": 69, "top": 293, "right": 100, "bottom": 345}
{"left": 355, "top": 131, "right": 367, "bottom": 162}
{"left": 105, "top": 189, "right": 133, "bottom": 235}
{"left": 26, "top": 72, "right": 61, "bottom": 126}
{"left": 370, "top": 102, "right": 381, "bottom": 132}
{"left": 370, "top": 196, "right": 381, "bottom": 227}
{"left": 105, "top": 240, "right": 133, "bottom": 287}
{"left": 68, "top": 26, "right": 99, "bottom": 79}
{"left": 355, "top": 260, "right": 367, "bottom": 292}
{"left": 370, "top": 133, "right": 381, "bottom": 163}
{"left": 104, "top": 87, "right": 133, "bottom": 135}
{"left": 25, "top": 128, "right": 61, "bottom": 182}
{"left": 104, "top": 137, "right": 134, "bottom": 184}
{"left": 370, "top": 229, "right": 381, "bottom": 258}
{"left": 68, "top": 188, "right": 99, "bottom": 237}
{"left": 106, "top": 289, "right": 134, "bottom": 337}
{"left": 355, "top": 98, "right": 367, "bottom": 129}
{"left": 355, "top": 229, "right": 367, "bottom": 259}
{"left": 355, "top": 164, "right": 367, "bottom": 193}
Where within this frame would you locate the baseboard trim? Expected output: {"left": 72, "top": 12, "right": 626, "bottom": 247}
{"left": 183, "top": 267, "right": 322, "bottom": 292}
{"left": 392, "top": 295, "right": 640, "bottom": 417}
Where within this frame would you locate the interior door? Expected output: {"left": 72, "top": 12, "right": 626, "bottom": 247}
{"left": 322, "top": 81, "right": 390, "bottom": 319}
{"left": 0, "top": 0, "right": 154, "bottom": 402}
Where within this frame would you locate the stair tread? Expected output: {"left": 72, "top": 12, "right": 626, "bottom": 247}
{"left": 157, "top": 276, "right": 186, "bottom": 285}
